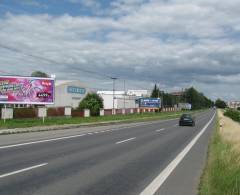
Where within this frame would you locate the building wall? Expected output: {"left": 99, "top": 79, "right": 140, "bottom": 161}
{"left": 116, "top": 98, "right": 138, "bottom": 109}
{"left": 98, "top": 92, "right": 138, "bottom": 109}
{"left": 49, "top": 81, "right": 88, "bottom": 108}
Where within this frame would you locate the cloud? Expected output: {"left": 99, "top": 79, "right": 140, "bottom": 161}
{"left": 0, "top": 0, "right": 240, "bottom": 101}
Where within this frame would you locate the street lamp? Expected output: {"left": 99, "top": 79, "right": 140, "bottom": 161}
{"left": 111, "top": 77, "right": 117, "bottom": 115}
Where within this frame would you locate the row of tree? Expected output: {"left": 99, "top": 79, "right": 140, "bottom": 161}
{"left": 151, "top": 85, "right": 215, "bottom": 109}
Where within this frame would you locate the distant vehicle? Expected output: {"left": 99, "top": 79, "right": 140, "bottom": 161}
{"left": 179, "top": 114, "right": 195, "bottom": 126}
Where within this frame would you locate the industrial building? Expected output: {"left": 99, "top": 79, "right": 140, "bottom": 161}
{"left": 97, "top": 90, "right": 148, "bottom": 109}
{"left": 48, "top": 80, "right": 88, "bottom": 108}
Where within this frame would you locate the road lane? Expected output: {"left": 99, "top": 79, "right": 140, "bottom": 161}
{"left": 0, "top": 110, "right": 215, "bottom": 195}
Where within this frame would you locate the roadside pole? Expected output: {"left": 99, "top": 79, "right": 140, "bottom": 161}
{"left": 42, "top": 106, "right": 46, "bottom": 124}
{"left": 4, "top": 104, "right": 6, "bottom": 123}
{"left": 42, "top": 113, "right": 45, "bottom": 124}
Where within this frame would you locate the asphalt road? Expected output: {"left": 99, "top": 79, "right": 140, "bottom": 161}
{"left": 0, "top": 110, "right": 216, "bottom": 195}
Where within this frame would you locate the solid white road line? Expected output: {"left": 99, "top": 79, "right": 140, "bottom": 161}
{"left": 116, "top": 137, "right": 136, "bottom": 144}
{"left": 140, "top": 112, "right": 216, "bottom": 195}
{"left": 0, "top": 134, "right": 86, "bottom": 150}
{"left": 156, "top": 128, "right": 165, "bottom": 132}
{"left": 0, "top": 163, "right": 48, "bottom": 179}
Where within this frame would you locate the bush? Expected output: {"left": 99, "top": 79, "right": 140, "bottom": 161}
{"left": 14, "top": 108, "right": 37, "bottom": 119}
{"left": 79, "top": 93, "right": 103, "bottom": 116}
{"left": 224, "top": 109, "right": 240, "bottom": 122}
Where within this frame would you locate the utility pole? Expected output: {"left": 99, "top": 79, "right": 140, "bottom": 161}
{"left": 111, "top": 77, "right": 117, "bottom": 115}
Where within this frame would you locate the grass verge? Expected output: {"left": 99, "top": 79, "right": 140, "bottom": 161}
{"left": 199, "top": 114, "right": 240, "bottom": 195}
{"left": 0, "top": 110, "right": 202, "bottom": 130}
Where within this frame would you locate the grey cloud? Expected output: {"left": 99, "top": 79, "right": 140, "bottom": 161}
{"left": 0, "top": 0, "right": 240, "bottom": 100}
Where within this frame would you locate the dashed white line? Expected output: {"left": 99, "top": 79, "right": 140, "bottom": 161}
{"left": 139, "top": 112, "right": 216, "bottom": 195}
{"left": 0, "top": 134, "right": 86, "bottom": 150}
{"left": 156, "top": 128, "right": 165, "bottom": 132}
{"left": 0, "top": 163, "right": 48, "bottom": 179}
{"left": 116, "top": 137, "right": 136, "bottom": 144}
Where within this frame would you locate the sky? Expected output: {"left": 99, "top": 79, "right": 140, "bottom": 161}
{"left": 0, "top": 0, "right": 240, "bottom": 101}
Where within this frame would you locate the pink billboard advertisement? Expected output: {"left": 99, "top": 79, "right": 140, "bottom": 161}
{"left": 0, "top": 76, "right": 55, "bottom": 105}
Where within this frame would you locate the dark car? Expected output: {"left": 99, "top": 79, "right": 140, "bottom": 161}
{"left": 179, "top": 114, "right": 195, "bottom": 126}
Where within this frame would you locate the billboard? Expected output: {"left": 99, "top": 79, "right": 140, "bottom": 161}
{"left": 0, "top": 76, "right": 55, "bottom": 105}
{"left": 139, "top": 98, "right": 161, "bottom": 108}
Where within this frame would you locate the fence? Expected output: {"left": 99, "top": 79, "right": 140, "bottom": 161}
{"left": 1, "top": 106, "right": 179, "bottom": 120}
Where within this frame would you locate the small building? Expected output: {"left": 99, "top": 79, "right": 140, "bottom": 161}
{"left": 49, "top": 80, "right": 88, "bottom": 108}
{"left": 177, "top": 103, "right": 192, "bottom": 110}
{"left": 228, "top": 101, "right": 240, "bottom": 109}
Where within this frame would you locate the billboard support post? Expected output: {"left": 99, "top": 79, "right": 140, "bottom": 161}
{"left": 42, "top": 112, "right": 45, "bottom": 124}
{"left": 4, "top": 104, "right": 6, "bottom": 123}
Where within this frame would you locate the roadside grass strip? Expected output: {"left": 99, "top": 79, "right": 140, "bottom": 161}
{"left": 0, "top": 110, "right": 205, "bottom": 131}
{"left": 199, "top": 115, "right": 240, "bottom": 195}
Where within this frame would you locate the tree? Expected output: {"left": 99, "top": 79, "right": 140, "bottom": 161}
{"left": 184, "top": 87, "right": 213, "bottom": 109}
{"left": 215, "top": 99, "right": 227, "bottom": 109}
{"left": 31, "top": 71, "right": 49, "bottom": 78}
{"left": 79, "top": 93, "right": 103, "bottom": 116}
{"left": 151, "top": 84, "right": 160, "bottom": 98}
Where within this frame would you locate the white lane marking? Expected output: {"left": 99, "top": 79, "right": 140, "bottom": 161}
{"left": 116, "top": 137, "right": 136, "bottom": 145}
{"left": 140, "top": 112, "right": 216, "bottom": 195}
{"left": 173, "top": 124, "right": 178, "bottom": 127}
{"left": 0, "top": 134, "right": 86, "bottom": 150}
{"left": 87, "top": 133, "right": 93, "bottom": 135}
{"left": 156, "top": 128, "right": 165, "bottom": 132}
{"left": 0, "top": 163, "right": 48, "bottom": 179}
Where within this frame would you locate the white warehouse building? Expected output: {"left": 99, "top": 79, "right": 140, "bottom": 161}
{"left": 49, "top": 80, "right": 88, "bottom": 108}
{"left": 97, "top": 90, "right": 148, "bottom": 109}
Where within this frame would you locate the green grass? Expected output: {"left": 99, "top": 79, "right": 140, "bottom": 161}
{"left": 199, "top": 118, "right": 240, "bottom": 195}
{"left": 0, "top": 110, "right": 202, "bottom": 130}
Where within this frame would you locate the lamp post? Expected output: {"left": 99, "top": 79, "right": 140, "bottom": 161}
{"left": 111, "top": 77, "right": 117, "bottom": 115}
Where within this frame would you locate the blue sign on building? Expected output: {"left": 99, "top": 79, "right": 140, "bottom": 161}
{"left": 67, "top": 86, "right": 86, "bottom": 94}
{"left": 139, "top": 98, "right": 161, "bottom": 108}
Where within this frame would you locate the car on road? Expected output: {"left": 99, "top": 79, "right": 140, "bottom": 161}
{"left": 179, "top": 114, "right": 195, "bottom": 126}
